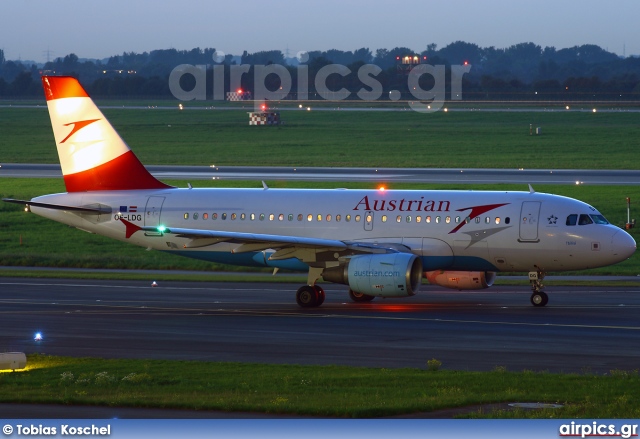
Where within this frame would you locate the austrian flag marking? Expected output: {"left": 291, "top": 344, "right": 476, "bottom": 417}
{"left": 119, "top": 206, "right": 138, "bottom": 213}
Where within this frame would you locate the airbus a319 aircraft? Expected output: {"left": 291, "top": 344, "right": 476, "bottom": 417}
{"left": 4, "top": 76, "right": 636, "bottom": 307}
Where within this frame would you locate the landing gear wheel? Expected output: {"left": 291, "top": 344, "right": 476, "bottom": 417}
{"left": 349, "top": 289, "right": 375, "bottom": 303}
{"left": 296, "top": 285, "right": 319, "bottom": 308}
{"left": 530, "top": 291, "right": 548, "bottom": 307}
{"left": 314, "top": 285, "right": 326, "bottom": 306}
{"left": 528, "top": 267, "right": 548, "bottom": 307}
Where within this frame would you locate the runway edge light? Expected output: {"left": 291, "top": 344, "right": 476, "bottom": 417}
{"left": 0, "top": 352, "right": 27, "bottom": 371}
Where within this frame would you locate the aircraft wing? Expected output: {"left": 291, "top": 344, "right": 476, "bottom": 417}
{"left": 121, "top": 218, "right": 347, "bottom": 250}
{"left": 120, "top": 218, "right": 405, "bottom": 255}
{"left": 160, "top": 225, "right": 349, "bottom": 251}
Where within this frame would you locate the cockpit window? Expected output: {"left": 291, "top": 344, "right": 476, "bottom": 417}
{"left": 590, "top": 214, "right": 609, "bottom": 225}
{"left": 566, "top": 214, "right": 577, "bottom": 226}
{"left": 578, "top": 214, "right": 593, "bottom": 225}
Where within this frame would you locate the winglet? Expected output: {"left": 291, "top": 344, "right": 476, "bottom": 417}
{"left": 119, "top": 217, "right": 143, "bottom": 239}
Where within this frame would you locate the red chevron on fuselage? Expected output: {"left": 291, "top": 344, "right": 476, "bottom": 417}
{"left": 449, "top": 203, "right": 510, "bottom": 234}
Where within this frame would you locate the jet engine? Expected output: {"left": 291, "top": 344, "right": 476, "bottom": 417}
{"left": 425, "top": 270, "right": 496, "bottom": 290}
{"left": 322, "top": 253, "right": 422, "bottom": 297}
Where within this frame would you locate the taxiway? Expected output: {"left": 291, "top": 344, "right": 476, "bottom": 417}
{"left": 2, "top": 278, "right": 639, "bottom": 374}
{"left": 2, "top": 164, "right": 640, "bottom": 185}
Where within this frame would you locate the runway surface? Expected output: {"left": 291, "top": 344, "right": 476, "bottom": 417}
{"left": 2, "top": 278, "right": 639, "bottom": 374}
{"left": 2, "top": 163, "right": 640, "bottom": 184}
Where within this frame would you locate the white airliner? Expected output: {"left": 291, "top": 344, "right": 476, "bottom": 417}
{"left": 4, "top": 76, "right": 636, "bottom": 307}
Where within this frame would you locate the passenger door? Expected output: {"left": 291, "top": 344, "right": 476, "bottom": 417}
{"left": 519, "top": 201, "right": 541, "bottom": 242}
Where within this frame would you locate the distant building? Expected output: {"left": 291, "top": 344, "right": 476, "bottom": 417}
{"left": 396, "top": 54, "right": 428, "bottom": 74}
{"left": 99, "top": 69, "right": 137, "bottom": 75}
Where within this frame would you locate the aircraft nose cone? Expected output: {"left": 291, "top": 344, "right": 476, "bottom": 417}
{"left": 611, "top": 230, "right": 636, "bottom": 261}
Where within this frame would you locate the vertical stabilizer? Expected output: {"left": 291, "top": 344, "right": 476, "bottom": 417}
{"left": 42, "top": 76, "right": 171, "bottom": 192}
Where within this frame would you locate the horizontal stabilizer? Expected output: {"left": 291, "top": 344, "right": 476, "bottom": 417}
{"left": 2, "top": 198, "right": 111, "bottom": 214}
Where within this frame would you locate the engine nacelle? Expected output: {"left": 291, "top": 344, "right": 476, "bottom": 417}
{"left": 425, "top": 270, "right": 496, "bottom": 290}
{"left": 322, "top": 253, "right": 422, "bottom": 297}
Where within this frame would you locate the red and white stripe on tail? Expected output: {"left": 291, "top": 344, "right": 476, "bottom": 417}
{"left": 42, "top": 76, "right": 171, "bottom": 192}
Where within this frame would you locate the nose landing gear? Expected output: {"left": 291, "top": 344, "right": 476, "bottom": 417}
{"left": 529, "top": 268, "right": 548, "bottom": 307}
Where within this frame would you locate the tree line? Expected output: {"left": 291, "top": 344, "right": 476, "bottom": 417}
{"left": 1, "top": 43, "right": 639, "bottom": 99}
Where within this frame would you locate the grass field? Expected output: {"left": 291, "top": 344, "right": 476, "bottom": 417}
{"left": 1, "top": 355, "right": 638, "bottom": 418}
{"left": 1, "top": 106, "right": 639, "bottom": 169}
{"left": 1, "top": 104, "right": 639, "bottom": 417}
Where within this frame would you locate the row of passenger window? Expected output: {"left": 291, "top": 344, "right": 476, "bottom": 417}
{"left": 183, "top": 212, "right": 511, "bottom": 225}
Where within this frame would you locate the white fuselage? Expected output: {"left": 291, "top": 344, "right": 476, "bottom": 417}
{"left": 31, "top": 187, "right": 635, "bottom": 273}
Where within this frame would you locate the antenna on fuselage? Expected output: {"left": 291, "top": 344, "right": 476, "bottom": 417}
{"left": 528, "top": 184, "right": 535, "bottom": 193}
{"left": 262, "top": 181, "right": 269, "bottom": 190}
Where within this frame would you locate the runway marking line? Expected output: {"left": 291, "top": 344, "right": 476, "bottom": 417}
{"left": 3, "top": 282, "right": 640, "bottom": 331}
{"left": 2, "top": 300, "right": 640, "bottom": 331}
{"left": 0, "top": 281, "right": 281, "bottom": 293}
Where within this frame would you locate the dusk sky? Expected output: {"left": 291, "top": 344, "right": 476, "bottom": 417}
{"left": 2, "top": 0, "right": 639, "bottom": 63}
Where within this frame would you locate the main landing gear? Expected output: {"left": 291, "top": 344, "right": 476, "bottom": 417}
{"left": 296, "top": 285, "right": 325, "bottom": 308}
{"left": 529, "top": 267, "right": 548, "bottom": 307}
{"left": 296, "top": 266, "right": 325, "bottom": 308}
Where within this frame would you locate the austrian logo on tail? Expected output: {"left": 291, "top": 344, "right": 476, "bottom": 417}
{"left": 60, "top": 119, "right": 100, "bottom": 143}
